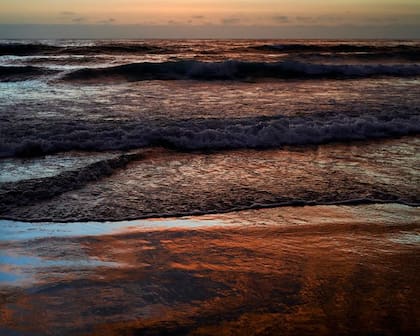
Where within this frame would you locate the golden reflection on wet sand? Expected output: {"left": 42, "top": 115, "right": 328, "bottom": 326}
{"left": 0, "top": 204, "right": 419, "bottom": 335}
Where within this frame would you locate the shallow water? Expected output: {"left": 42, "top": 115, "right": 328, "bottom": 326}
{"left": 2, "top": 137, "right": 418, "bottom": 222}
{"left": 0, "top": 217, "right": 226, "bottom": 242}
{"left": 0, "top": 252, "right": 119, "bottom": 286}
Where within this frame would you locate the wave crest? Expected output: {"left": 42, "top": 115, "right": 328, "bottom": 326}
{"left": 63, "top": 60, "right": 420, "bottom": 82}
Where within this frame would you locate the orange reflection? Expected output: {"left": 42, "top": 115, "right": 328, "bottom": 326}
{"left": 1, "top": 205, "right": 418, "bottom": 335}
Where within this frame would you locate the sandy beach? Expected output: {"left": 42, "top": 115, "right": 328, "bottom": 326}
{"left": 1, "top": 204, "right": 419, "bottom": 335}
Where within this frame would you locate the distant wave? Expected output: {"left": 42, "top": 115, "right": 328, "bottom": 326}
{"left": 0, "top": 65, "right": 57, "bottom": 81}
{"left": 0, "top": 43, "right": 172, "bottom": 56}
{"left": 250, "top": 43, "right": 420, "bottom": 54}
{"left": 250, "top": 43, "right": 420, "bottom": 61}
{"left": 1, "top": 112, "right": 418, "bottom": 158}
{"left": 0, "top": 43, "right": 58, "bottom": 56}
{"left": 4, "top": 42, "right": 418, "bottom": 56}
{"left": 291, "top": 52, "right": 420, "bottom": 62}
{"left": 63, "top": 61, "right": 420, "bottom": 82}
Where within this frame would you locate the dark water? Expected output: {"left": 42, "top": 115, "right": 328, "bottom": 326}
{"left": 0, "top": 39, "right": 419, "bottom": 220}
{"left": 0, "top": 40, "right": 419, "bottom": 335}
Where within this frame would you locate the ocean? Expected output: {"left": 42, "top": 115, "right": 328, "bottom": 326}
{"left": 0, "top": 40, "right": 419, "bottom": 335}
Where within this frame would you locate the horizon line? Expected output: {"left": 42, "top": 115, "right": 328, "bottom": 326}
{"left": 1, "top": 23, "right": 419, "bottom": 39}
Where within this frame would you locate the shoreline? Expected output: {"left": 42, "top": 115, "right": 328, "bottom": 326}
{"left": 1, "top": 199, "right": 419, "bottom": 224}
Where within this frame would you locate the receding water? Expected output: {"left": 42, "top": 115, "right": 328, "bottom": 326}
{"left": 0, "top": 250, "right": 121, "bottom": 285}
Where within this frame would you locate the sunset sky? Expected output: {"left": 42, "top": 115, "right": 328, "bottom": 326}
{"left": 1, "top": 0, "right": 419, "bottom": 38}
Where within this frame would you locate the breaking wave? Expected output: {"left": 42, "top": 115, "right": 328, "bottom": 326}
{"left": 63, "top": 60, "right": 420, "bottom": 81}
{"left": 0, "top": 152, "right": 142, "bottom": 211}
{"left": 1, "top": 112, "right": 419, "bottom": 158}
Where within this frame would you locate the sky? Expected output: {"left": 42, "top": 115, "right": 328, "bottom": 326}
{"left": 1, "top": 0, "right": 419, "bottom": 38}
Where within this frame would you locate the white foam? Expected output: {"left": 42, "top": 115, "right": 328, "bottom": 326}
{"left": 1, "top": 112, "right": 418, "bottom": 157}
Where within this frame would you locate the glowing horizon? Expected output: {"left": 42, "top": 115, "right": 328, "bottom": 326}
{"left": 1, "top": 1, "right": 419, "bottom": 38}
{"left": 1, "top": 0, "right": 419, "bottom": 25}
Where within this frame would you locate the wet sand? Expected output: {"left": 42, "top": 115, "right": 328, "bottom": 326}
{"left": 1, "top": 204, "right": 419, "bottom": 335}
